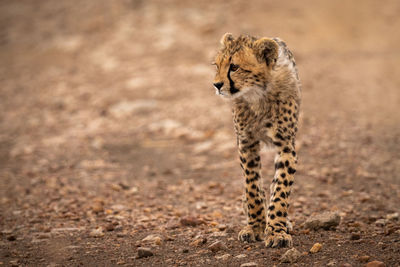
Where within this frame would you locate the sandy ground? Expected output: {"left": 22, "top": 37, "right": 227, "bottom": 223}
{"left": 1, "top": 0, "right": 400, "bottom": 266}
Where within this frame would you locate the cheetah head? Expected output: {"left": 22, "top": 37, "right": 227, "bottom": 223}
{"left": 213, "top": 33, "right": 279, "bottom": 100}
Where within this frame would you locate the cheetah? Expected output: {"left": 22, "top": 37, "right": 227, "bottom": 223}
{"left": 212, "top": 33, "right": 301, "bottom": 248}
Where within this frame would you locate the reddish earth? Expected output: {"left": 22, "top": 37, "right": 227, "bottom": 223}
{"left": 1, "top": 0, "right": 400, "bottom": 266}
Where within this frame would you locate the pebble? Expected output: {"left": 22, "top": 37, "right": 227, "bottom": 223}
{"left": 350, "top": 233, "right": 361, "bottom": 240}
{"left": 105, "top": 223, "right": 115, "bottom": 231}
{"left": 309, "top": 243, "right": 322, "bottom": 253}
{"left": 36, "top": 233, "right": 51, "bottom": 239}
{"left": 215, "top": 254, "right": 230, "bottom": 261}
{"left": 180, "top": 216, "right": 204, "bottom": 227}
{"left": 327, "top": 260, "right": 336, "bottom": 266}
{"left": 340, "top": 264, "right": 352, "bottom": 267}
{"left": 280, "top": 248, "right": 301, "bottom": 263}
{"left": 240, "top": 262, "right": 258, "bottom": 267}
{"left": 386, "top": 212, "right": 399, "bottom": 221}
{"left": 235, "top": 254, "right": 247, "bottom": 259}
{"left": 92, "top": 202, "right": 104, "bottom": 213}
{"left": 89, "top": 228, "right": 104, "bottom": 238}
{"left": 375, "top": 219, "right": 386, "bottom": 227}
{"left": 365, "top": 261, "right": 386, "bottom": 267}
{"left": 304, "top": 212, "right": 341, "bottom": 230}
{"left": 358, "top": 255, "right": 370, "bottom": 262}
{"left": 142, "top": 234, "right": 162, "bottom": 245}
{"left": 208, "top": 241, "right": 227, "bottom": 252}
{"left": 190, "top": 237, "right": 207, "bottom": 247}
{"left": 137, "top": 247, "right": 154, "bottom": 258}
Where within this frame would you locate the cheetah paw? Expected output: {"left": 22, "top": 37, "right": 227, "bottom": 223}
{"left": 265, "top": 232, "right": 292, "bottom": 248}
{"left": 238, "top": 225, "right": 264, "bottom": 242}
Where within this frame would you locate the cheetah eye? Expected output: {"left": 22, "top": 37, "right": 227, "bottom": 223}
{"left": 230, "top": 63, "right": 239, "bottom": 72}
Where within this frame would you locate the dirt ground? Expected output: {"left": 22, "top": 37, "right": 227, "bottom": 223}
{"left": 1, "top": 0, "right": 400, "bottom": 266}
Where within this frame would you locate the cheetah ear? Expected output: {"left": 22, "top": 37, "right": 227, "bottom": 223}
{"left": 253, "top": 38, "right": 279, "bottom": 67}
{"left": 220, "top": 33, "right": 234, "bottom": 47}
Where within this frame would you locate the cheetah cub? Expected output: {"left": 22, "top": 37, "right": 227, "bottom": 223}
{"left": 213, "top": 33, "right": 301, "bottom": 248}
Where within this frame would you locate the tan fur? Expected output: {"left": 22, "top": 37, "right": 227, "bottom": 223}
{"left": 213, "top": 33, "right": 301, "bottom": 248}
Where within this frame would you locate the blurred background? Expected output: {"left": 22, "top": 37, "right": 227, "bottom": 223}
{"left": 1, "top": 0, "right": 399, "bottom": 266}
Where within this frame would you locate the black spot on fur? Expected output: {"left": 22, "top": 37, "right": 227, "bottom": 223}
{"left": 249, "top": 192, "right": 255, "bottom": 198}
{"left": 273, "top": 141, "right": 282, "bottom": 147}
{"left": 247, "top": 160, "right": 257, "bottom": 168}
{"left": 270, "top": 214, "right": 276, "bottom": 220}
{"left": 275, "top": 162, "right": 284, "bottom": 169}
{"left": 275, "top": 133, "right": 285, "bottom": 141}
{"left": 283, "top": 147, "right": 291, "bottom": 153}
{"left": 288, "top": 167, "right": 296, "bottom": 174}
{"left": 280, "top": 192, "right": 286, "bottom": 198}
{"left": 281, "top": 173, "right": 286, "bottom": 178}
{"left": 268, "top": 205, "right": 275, "bottom": 211}
{"left": 265, "top": 122, "right": 273, "bottom": 128}
{"left": 276, "top": 211, "right": 283, "bottom": 217}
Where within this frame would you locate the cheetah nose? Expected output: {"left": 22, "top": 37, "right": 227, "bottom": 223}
{"left": 213, "top": 82, "right": 224, "bottom": 90}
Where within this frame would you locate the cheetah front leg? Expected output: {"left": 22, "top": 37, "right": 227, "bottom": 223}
{"left": 265, "top": 140, "right": 297, "bottom": 248}
{"left": 237, "top": 139, "right": 267, "bottom": 242}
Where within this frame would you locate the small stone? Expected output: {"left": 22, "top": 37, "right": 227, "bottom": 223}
{"left": 105, "top": 223, "right": 115, "bottom": 231}
{"left": 365, "top": 261, "right": 386, "bottom": 267}
{"left": 304, "top": 212, "right": 341, "bottom": 230}
{"left": 92, "top": 202, "right": 104, "bottom": 213}
{"left": 327, "top": 260, "right": 336, "bottom": 266}
{"left": 215, "top": 254, "right": 230, "bottom": 261}
{"left": 182, "top": 249, "right": 189, "bottom": 253}
{"left": 340, "top": 264, "right": 352, "bottom": 267}
{"left": 142, "top": 234, "right": 162, "bottom": 245}
{"left": 137, "top": 247, "right": 154, "bottom": 258}
{"left": 240, "top": 262, "right": 258, "bottom": 267}
{"left": 350, "top": 233, "right": 361, "bottom": 240}
{"left": 375, "top": 219, "right": 386, "bottom": 227}
{"left": 386, "top": 213, "right": 398, "bottom": 221}
{"left": 309, "top": 243, "right": 322, "bottom": 253}
{"left": 208, "top": 241, "right": 227, "bottom": 253}
{"left": 235, "top": 254, "right": 247, "bottom": 259}
{"left": 180, "top": 216, "right": 204, "bottom": 227}
{"left": 89, "top": 228, "right": 104, "bottom": 238}
{"left": 37, "top": 233, "right": 51, "bottom": 239}
{"left": 358, "top": 255, "right": 370, "bottom": 263}
{"left": 280, "top": 248, "right": 301, "bottom": 263}
{"left": 190, "top": 237, "right": 207, "bottom": 247}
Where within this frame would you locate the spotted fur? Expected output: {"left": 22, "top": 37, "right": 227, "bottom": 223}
{"left": 213, "top": 33, "right": 301, "bottom": 248}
